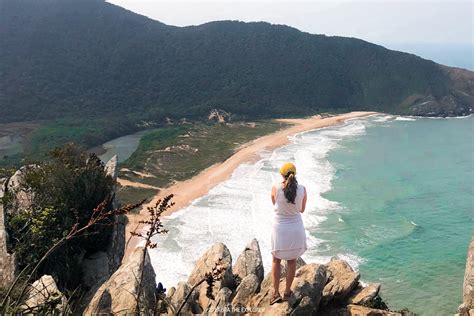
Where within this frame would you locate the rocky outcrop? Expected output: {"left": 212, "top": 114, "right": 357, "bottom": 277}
{"left": 251, "top": 263, "right": 328, "bottom": 315}
{"left": 162, "top": 239, "right": 398, "bottom": 315}
{"left": 83, "top": 246, "right": 156, "bottom": 315}
{"left": 457, "top": 235, "right": 474, "bottom": 316}
{"left": 322, "top": 257, "right": 361, "bottom": 305}
{"left": 167, "top": 281, "right": 200, "bottom": 315}
{"left": 21, "top": 275, "right": 67, "bottom": 313}
{"left": 207, "top": 287, "right": 233, "bottom": 316}
{"left": 81, "top": 155, "right": 127, "bottom": 292}
{"left": 231, "top": 274, "right": 260, "bottom": 311}
{"left": 187, "top": 242, "right": 235, "bottom": 309}
{"left": 0, "top": 177, "right": 16, "bottom": 289}
{"left": 5, "top": 167, "right": 34, "bottom": 214}
{"left": 233, "top": 238, "right": 264, "bottom": 284}
{"left": 348, "top": 283, "right": 381, "bottom": 305}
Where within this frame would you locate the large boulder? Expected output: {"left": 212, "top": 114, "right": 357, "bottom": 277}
{"left": 82, "top": 251, "right": 110, "bottom": 290}
{"left": 104, "top": 155, "right": 126, "bottom": 274}
{"left": 104, "top": 155, "right": 118, "bottom": 182}
{"left": 250, "top": 263, "right": 328, "bottom": 315}
{"left": 166, "top": 281, "right": 201, "bottom": 315}
{"left": 6, "top": 167, "right": 34, "bottom": 214}
{"left": 83, "top": 247, "right": 156, "bottom": 315}
{"left": 0, "top": 177, "right": 17, "bottom": 288}
{"left": 21, "top": 275, "right": 67, "bottom": 313}
{"left": 231, "top": 273, "right": 260, "bottom": 312}
{"left": 233, "top": 239, "right": 264, "bottom": 284}
{"left": 206, "top": 287, "right": 233, "bottom": 316}
{"left": 322, "top": 258, "right": 360, "bottom": 305}
{"left": 187, "top": 242, "right": 234, "bottom": 310}
{"left": 458, "top": 235, "right": 474, "bottom": 316}
{"left": 347, "top": 283, "right": 381, "bottom": 305}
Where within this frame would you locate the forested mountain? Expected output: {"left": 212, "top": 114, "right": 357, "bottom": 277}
{"left": 1, "top": 0, "right": 473, "bottom": 125}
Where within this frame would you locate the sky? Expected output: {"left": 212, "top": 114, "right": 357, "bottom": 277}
{"left": 107, "top": 0, "right": 473, "bottom": 69}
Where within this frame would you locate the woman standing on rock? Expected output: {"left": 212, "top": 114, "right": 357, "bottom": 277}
{"left": 270, "top": 162, "right": 308, "bottom": 305}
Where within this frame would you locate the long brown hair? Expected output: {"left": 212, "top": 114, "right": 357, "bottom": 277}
{"left": 283, "top": 171, "right": 298, "bottom": 204}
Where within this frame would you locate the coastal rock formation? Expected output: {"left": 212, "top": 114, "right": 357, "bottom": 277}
{"left": 348, "top": 283, "right": 381, "bottom": 305}
{"left": 457, "top": 235, "right": 474, "bottom": 316}
{"left": 5, "top": 167, "right": 34, "bottom": 214}
{"left": 322, "top": 257, "right": 361, "bottom": 305}
{"left": 187, "top": 242, "right": 235, "bottom": 309}
{"left": 167, "top": 281, "right": 200, "bottom": 315}
{"left": 21, "top": 275, "right": 67, "bottom": 313}
{"left": 104, "top": 155, "right": 127, "bottom": 275}
{"left": 233, "top": 238, "right": 264, "bottom": 284}
{"left": 83, "top": 246, "right": 156, "bottom": 315}
{"left": 163, "top": 239, "right": 400, "bottom": 315}
{"left": 0, "top": 177, "right": 17, "bottom": 289}
{"left": 231, "top": 274, "right": 260, "bottom": 310}
{"left": 207, "top": 287, "right": 233, "bottom": 316}
{"left": 250, "top": 263, "right": 328, "bottom": 315}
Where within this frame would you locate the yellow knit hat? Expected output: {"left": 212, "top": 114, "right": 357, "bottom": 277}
{"left": 279, "top": 162, "right": 296, "bottom": 176}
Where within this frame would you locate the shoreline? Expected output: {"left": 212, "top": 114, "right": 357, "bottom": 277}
{"left": 124, "top": 111, "right": 377, "bottom": 258}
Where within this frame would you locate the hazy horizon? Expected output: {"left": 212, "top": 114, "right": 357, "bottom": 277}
{"left": 107, "top": 0, "right": 473, "bottom": 70}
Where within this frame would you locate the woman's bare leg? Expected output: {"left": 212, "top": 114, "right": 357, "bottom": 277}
{"left": 285, "top": 259, "right": 296, "bottom": 295}
{"left": 272, "top": 255, "right": 281, "bottom": 296}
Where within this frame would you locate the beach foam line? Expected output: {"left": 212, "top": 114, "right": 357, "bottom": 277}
{"left": 124, "top": 111, "right": 378, "bottom": 259}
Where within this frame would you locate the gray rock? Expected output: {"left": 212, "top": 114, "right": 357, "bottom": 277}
{"left": 21, "top": 275, "right": 67, "bottom": 313}
{"left": 347, "top": 283, "right": 381, "bottom": 305}
{"left": 233, "top": 238, "right": 264, "bottom": 284}
{"left": 6, "top": 167, "right": 34, "bottom": 214}
{"left": 231, "top": 273, "right": 259, "bottom": 311}
{"left": 206, "top": 287, "right": 233, "bottom": 316}
{"left": 0, "top": 177, "right": 17, "bottom": 289}
{"left": 104, "top": 155, "right": 118, "bottom": 181}
{"left": 167, "top": 281, "right": 199, "bottom": 315}
{"left": 83, "top": 247, "right": 156, "bottom": 315}
{"left": 187, "top": 242, "right": 234, "bottom": 309}
{"left": 321, "top": 257, "right": 360, "bottom": 305}
{"left": 82, "top": 251, "right": 110, "bottom": 289}
{"left": 291, "top": 296, "right": 317, "bottom": 316}
{"left": 250, "top": 263, "right": 328, "bottom": 315}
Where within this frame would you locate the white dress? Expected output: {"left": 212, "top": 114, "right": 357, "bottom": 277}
{"left": 271, "top": 183, "right": 307, "bottom": 260}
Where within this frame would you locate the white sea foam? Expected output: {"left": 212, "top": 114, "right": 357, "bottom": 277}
{"left": 372, "top": 115, "right": 394, "bottom": 123}
{"left": 150, "top": 117, "right": 373, "bottom": 286}
{"left": 395, "top": 116, "right": 417, "bottom": 121}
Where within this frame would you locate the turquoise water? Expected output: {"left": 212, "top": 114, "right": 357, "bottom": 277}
{"left": 320, "top": 116, "right": 473, "bottom": 314}
{"left": 151, "top": 114, "right": 473, "bottom": 316}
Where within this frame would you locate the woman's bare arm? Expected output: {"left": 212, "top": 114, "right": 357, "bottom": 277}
{"left": 271, "top": 185, "right": 276, "bottom": 205}
{"left": 301, "top": 187, "right": 307, "bottom": 213}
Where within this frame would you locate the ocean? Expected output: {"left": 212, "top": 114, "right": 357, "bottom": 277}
{"left": 149, "top": 114, "right": 473, "bottom": 315}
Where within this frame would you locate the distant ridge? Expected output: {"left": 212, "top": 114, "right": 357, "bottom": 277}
{"left": 1, "top": 0, "right": 473, "bottom": 124}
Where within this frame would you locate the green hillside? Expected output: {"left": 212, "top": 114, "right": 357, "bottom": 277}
{"left": 0, "top": 0, "right": 472, "bottom": 162}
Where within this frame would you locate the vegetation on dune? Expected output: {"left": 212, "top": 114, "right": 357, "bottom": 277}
{"left": 116, "top": 121, "right": 286, "bottom": 203}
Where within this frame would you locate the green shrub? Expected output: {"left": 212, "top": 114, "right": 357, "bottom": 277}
{"left": 5, "top": 144, "right": 115, "bottom": 289}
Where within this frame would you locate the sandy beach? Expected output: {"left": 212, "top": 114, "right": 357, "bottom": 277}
{"left": 124, "top": 111, "right": 376, "bottom": 257}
